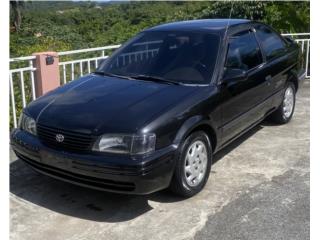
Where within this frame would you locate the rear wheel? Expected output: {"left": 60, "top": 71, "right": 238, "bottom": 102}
{"left": 170, "top": 131, "right": 212, "bottom": 197}
{"left": 269, "top": 82, "right": 296, "bottom": 124}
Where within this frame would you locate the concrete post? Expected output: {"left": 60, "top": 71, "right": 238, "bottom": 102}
{"left": 32, "top": 51, "right": 60, "bottom": 97}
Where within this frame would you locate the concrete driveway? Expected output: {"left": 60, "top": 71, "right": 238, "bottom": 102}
{"left": 10, "top": 80, "right": 309, "bottom": 240}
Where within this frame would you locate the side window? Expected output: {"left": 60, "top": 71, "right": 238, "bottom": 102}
{"left": 225, "top": 31, "right": 263, "bottom": 71}
{"left": 255, "top": 25, "right": 286, "bottom": 61}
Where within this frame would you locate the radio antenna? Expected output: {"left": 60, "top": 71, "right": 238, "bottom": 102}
{"left": 223, "top": 1, "right": 235, "bottom": 41}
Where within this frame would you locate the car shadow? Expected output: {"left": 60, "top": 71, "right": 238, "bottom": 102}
{"left": 212, "top": 123, "right": 264, "bottom": 165}
{"left": 10, "top": 123, "right": 264, "bottom": 223}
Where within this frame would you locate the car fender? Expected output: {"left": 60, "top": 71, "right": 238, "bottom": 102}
{"left": 173, "top": 115, "right": 215, "bottom": 147}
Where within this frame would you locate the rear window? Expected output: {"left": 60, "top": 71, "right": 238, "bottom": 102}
{"left": 98, "top": 31, "right": 221, "bottom": 84}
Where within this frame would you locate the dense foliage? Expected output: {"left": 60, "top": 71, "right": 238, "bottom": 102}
{"left": 10, "top": 1, "right": 310, "bottom": 58}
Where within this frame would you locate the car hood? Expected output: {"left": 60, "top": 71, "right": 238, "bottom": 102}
{"left": 26, "top": 74, "right": 197, "bottom": 135}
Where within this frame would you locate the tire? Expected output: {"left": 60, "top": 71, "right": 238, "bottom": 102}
{"left": 268, "top": 82, "right": 296, "bottom": 124}
{"left": 169, "top": 131, "right": 212, "bottom": 197}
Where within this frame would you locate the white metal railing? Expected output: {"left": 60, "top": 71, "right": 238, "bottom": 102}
{"left": 9, "top": 55, "right": 37, "bottom": 127}
{"left": 58, "top": 45, "right": 162, "bottom": 83}
{"left": 58, "top": 45, "right": 120, "bottom": 83}
{"left": 9, "top": 33, "right": 310, "bottom": 128}
{"left": 281, "top": 33, "right": 310, "bottom": 36}
{"left": 282, "top": 33, "right": 310, "bottom": 78}
{"left": 111, "top": 48, "right": 159, "bottom": 69}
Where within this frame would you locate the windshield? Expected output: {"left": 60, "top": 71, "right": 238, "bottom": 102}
{"left": 97, "top": 31, "right": 220, "bottom": 85}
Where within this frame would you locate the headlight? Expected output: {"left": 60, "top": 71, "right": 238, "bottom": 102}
{"left": 19, "top": 113, "right": 37, "bottom": 136}
{"left": 92, "top": 133, "right": 156, "bottom": 154}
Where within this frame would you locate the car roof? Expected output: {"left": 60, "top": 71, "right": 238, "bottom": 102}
{"left": 145, "top": 19, "right": 252, "bottom": 33}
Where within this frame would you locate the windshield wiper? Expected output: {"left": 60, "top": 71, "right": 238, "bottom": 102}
{"left": 129, "top": 74, "right": 181, "bottom": 85}
{"left": 93, "top": 72, "right": 181, "bottom": 85}
{"left": 93, "top": 71, "right": 133, "bottom": 80}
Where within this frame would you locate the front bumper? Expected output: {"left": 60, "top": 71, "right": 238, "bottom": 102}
{"left": 11, "top": 128, "right": 177, "bottom": 195}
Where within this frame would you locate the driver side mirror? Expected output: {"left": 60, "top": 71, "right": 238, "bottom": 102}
{"left": 222, "top": 67, "right": 248, "bottom": 82}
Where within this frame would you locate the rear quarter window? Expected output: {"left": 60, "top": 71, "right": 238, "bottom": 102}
{"left": 225, "top": 30, "right": 263, "bottom": 71}
{"left": 255, "top": 25, "right": 287, "bottom": 61}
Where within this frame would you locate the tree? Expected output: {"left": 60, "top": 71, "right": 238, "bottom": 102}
{"left": 264, "top": 2, "right": 310, "bottom": 33}
{"left": 10, "top": 0, "right": 25, "bottom": 32}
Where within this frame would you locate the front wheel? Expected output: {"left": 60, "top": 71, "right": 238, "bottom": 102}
{"left": 169, "top": 131, "right": 212, "bottom": 197}
{"left": 269, "top": 82, "right": 296, "bottom": 124}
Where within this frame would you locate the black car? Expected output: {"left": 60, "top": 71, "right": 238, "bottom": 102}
{"left": 11, "top": 19, "right": 306, "bottom": 197}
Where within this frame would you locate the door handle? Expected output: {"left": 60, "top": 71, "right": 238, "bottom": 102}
{"left": 265, "top": 75, "right": 272, "bottom": 85}
{"left": 265, "top": 75, "right": 272, "bottom": 81}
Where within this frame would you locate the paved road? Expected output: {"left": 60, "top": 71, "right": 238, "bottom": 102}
{"left": 195, "top": 170, "right": 309, "bottom": 240}
{"left": 10, "top": 80, "right": 309, "bottom": 240}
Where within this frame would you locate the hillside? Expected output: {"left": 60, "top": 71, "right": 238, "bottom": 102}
{"left": 10, "top": 1, "right": 309, "bottom": 57}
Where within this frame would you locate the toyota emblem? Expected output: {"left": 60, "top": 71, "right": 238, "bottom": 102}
{"left": 55, "top": 134, "right": 64, "bottom": 143}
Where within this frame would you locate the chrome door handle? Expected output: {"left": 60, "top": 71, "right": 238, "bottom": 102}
{"left": 265, "top": 75, "right": 272, "bottom": 85}
{"left": 265, "top": 75, "right": 272, "bottom": 81}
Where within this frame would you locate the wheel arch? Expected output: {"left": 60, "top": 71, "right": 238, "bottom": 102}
{"left": 287, "top": 70, "right": 299, "bottom": 91}
{"left": 173, "top": 115, "right": 217, "bottom": 152}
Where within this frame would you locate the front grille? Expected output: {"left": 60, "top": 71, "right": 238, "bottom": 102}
{"left": 37, "top": 124, "right": 95, "bottom": 153}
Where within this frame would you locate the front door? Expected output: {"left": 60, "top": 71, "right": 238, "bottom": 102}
{"left": 219, "top": 29, "right": 267, "bottom": 144}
